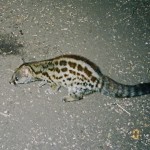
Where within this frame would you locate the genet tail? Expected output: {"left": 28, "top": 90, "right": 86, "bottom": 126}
{"left": 101, "top": 76, "right": 150, "bottom": 98}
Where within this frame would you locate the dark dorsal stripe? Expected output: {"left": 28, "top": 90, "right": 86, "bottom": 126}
{"left": 52, "top": 54, "right": 102, "bottom": 75}
{"left": 23, "top": 54, "right": 102, "bottom": 76}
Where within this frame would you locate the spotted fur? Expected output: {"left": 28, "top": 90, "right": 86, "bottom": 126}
{"left": 10, "top": 54, "right": 150, "bottom": 102}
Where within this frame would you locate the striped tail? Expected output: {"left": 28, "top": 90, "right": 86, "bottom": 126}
{"left": 101, "top": 76, "right": 150, "bottom": 98}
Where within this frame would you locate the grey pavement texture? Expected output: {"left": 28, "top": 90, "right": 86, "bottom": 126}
{"left": 0, "top": 0, "right": 150, "bottom": 150}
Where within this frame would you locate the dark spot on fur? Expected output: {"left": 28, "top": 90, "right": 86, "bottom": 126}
{"left": 42, "top": 72, "right": 49, "bottom": 78}
{"left": 69, "top": 70, "right": 76, "bottom": 75}
{"left": 83, "top": 82, "right": 87, "bottom": 86}
{"left": 55, "top": 67, "right": 60, "bottom": 73}
{"left": 52, "top": 75, "right": 56, "bottom": 79}
{"left": 61, "top": 68, "right": 67, "bottom": 72}
{"left": 67, "top": 77, "right": 71, "bottom": 81}
{"left": 42, "top": 72, "right": 52, "bottom": 81}
{"left": 68, "top": 61, "right": 76, "bottom": 69}
{"left": 80, "top": 78, "right": 84, "bottom": 82}
{"left": 64, "top": 74, "right": 68, "bottom": 77}
{"left": 55, "top": 61, "right": 58, "bottom": 65}
{"left": 77, "top": 77, "right": 82, "bottom": 81}
{"left": 89, "top": 83, "right": 94, "bottom": 88}
{"left": 60, "top": 60, "right": 67, "bottom": 66}
{"left": 81, "top": 74, "right": 88, "bottom": 81}
{"left": 49, "top": 68, "right": 54, "bottom": 71}
{"left": 84, "top": 67, "right": 92, "bottom": 77}
{"left": 91, "top": 76, "right": 97, "bottom": 82}
{"left": 78, "top": 64, "right": 83, "bottom": 71}
{"left": 77, "top": 72, "right": 80, "bottom": 76}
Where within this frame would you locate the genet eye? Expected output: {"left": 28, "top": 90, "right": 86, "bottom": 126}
{"left": 15, "top": 76, "right": 19, "bottom": 81}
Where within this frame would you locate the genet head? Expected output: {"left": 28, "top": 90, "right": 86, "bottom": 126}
{"left": 9, "top": 65, "right": 34, "bottom": 85}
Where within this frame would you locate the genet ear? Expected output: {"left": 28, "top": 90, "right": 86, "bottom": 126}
{"left": 21, "top": 65, "right": 32, "bottom": 77}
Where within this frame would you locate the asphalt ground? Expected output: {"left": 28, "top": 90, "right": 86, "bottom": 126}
{"left": 0, "top": 0, "right": 149, "bottom": 150}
